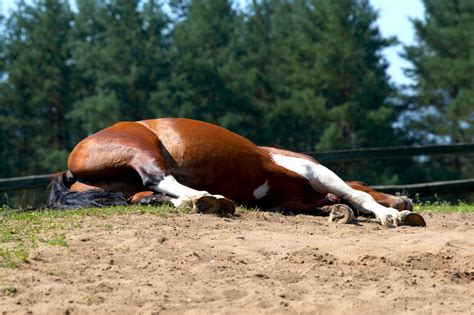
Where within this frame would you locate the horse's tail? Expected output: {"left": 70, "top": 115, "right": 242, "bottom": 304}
{"left": 48, "top": 171, "right": 128, "bottom": 209}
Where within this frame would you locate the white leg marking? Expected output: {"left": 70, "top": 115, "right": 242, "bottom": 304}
{"left": 253, "top": 179, "right": 269, "bottom": 200}
{"left": 152, "top": 175, "right": 209, "bottom": 198}
{"left": 169, "top": 196, "right": 194, "bottom": 208}
{"left": 151, "top": 175, "right": 231, "bottom": 212}
{"left": 271, "top": 154, "right": 402, "bottom": 227}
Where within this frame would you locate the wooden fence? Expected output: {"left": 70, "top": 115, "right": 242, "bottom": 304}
{"left": 1, "top": 143, "right": 474, "bottom": 196}
{"left": 306, "top": 143, "right": 474, "bottom": 162}
{"left": 372, "top": 179, "right": 474, "bottom": 196}
{"left": 0, "top": 175, "right": 53, "bottom": 192}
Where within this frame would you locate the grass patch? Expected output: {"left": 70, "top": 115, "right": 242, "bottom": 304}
{"left": 0, "top": 204, "right": 188, "bottom": 268}
{"left": 0, "top": 286, "right": 17, "bottom": 296}
{"left": 414, "top": 202, "right": 474, "bottom": 214}
{"left": 41, "top": 234, "right": 68, "bottom": 247}
{"left": 0, "top": 246, "right": 30, "bottom": 269}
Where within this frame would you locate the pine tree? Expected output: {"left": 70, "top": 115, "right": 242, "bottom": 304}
{"left": 238, "top": 0, "right": 313, "bottom": 147}
{"left": 69, "top": 0, "right": 170, "bottom": 135}
{"left": 0, "top": 13, "right": 14, "bottom": 176}
{"left": 141, "top": 0, "right": 171, "bottom": 117}
{"left": 308, "top": 0, "right": 397, "bottom": 150}
{"left": 152, "top": 0, "right": 254, "bottom": 134}
{"left": 403, "top": 0, "right": 474, "bottom": 179}
{"left": 0, "top": 0, "right": 74, "bottom": 174}
{"left": 67, "top": 0, "right": 116, "bottom": 136}
{"left": 239, "top": 0, "right": 396, "bottom": 149}
{"left": 238, "top": 0, "right": 403, "bottom": 183}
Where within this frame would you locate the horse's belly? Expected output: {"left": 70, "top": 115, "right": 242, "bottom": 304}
{"left": 167, "top": 142, "right": 269, "bottom": 203}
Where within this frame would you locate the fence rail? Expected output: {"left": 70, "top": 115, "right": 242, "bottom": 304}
{"left": 1, "top": 143, "right": 473, "bottom": 196}
{"left": 372, "top": 179, "right": 474, "bottom": 196}
{"left": 307, "top": 143, "right": 474, "bottom": 162}
{"left": 0, "top": 175, "right": 53, "bottom": 192}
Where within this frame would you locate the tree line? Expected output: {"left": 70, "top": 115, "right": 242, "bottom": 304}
{"left": 0, "top": 0, "right": 473, "bottom": 191}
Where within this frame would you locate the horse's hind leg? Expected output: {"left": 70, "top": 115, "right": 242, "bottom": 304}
{"left": 271, "top": 154, "right": 413, "bottom": 227}
{"left": 345, "top": 181, "right": 413, "bottom": 211}
{"left": 69, "top": 122, "right": 234, "bottom": 214}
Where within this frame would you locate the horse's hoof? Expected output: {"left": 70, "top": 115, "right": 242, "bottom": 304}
{"left": 328, "top": 204, "right": 354, "bottom": 224}
{"left": 193, "top": 195, "right": 220, "bottom": 214}
{"left": 217, "top": 197, "right": 236, "bottom": 216}
{"left": 399, "top": 210, "right": 426, "bottom": 227}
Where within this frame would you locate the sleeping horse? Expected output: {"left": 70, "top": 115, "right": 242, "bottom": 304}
{"left": 49, "top": 118, "right": 426, "bottom": 227}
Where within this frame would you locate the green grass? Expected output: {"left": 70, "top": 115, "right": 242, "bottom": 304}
{"left": 0, "top": 246, "right": 29, "bottom": 268}
{"left": 414, "top": 201, "right": 474, "bottom": 214}
{"left": 0, "top": 286, "right": 17, "bottom": 296}
{"left": 0, "top": 204, "right": 188, "bottom": 268}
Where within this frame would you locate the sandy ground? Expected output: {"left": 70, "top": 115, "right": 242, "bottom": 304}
{"left": 1, "top": 211, "right": 473, "bottom": 314}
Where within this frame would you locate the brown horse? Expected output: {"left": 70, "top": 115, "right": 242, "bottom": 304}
{"left": 49, "top": 118, "right": 425, "bottom": 227}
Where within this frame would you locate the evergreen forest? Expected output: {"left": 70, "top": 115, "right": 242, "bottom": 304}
{"left": 0, "top": 0, "right": 473, "bottom": 203}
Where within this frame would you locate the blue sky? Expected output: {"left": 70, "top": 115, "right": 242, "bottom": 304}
{"left": 1, "top": 0, "right": 425, "bottom": 85}
{"left": 370, "top": 0, "right": 425, "bottom": 86}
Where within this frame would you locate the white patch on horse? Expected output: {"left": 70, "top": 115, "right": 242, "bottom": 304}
{"left": 153, "top": 175, "right": 226, "bottom": 211}
{"left": 270, "top": 153, "right": 403, "bottom": 227}
{"left": 153, "top": 175, "right": 208, "bottom": 198}
{"left": 253, "top": 179, "right": 269, "bottom": 199}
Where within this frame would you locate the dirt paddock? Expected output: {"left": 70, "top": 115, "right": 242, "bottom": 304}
{"left": 1, "top": 211, "right": 473, "bottom": 314}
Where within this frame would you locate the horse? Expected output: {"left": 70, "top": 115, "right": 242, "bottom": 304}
{"left": 49, "top": 118, "right": 426, "bottom": 227}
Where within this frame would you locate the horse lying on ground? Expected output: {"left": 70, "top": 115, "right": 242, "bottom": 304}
{"left": 49, "top": 118, "right": 426, "bottom": 227}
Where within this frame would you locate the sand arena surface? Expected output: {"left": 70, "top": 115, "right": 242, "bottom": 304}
{"left": 1, "top": 211, "right": 473, "bottom": 314}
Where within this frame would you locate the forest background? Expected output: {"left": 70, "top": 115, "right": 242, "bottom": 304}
{"left": 0, "top": 0, "right": 473, "bottom": 204}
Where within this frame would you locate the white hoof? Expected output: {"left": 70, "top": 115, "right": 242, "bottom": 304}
{"left": 377, "top": 208, "right": 402, "bottom": 228}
